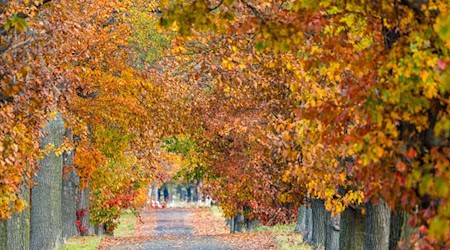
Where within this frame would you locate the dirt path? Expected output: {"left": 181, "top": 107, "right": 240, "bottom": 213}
{"left": 98, "top": 207, "right": 277, "bottom": 250}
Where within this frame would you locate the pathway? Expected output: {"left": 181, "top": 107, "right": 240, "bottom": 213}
{"left": 98, "top": 206, "right": 277, "bottom": 250}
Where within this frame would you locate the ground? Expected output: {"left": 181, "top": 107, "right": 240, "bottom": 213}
{"left": 98, "top": 206, "right": 279, "bottom": 250}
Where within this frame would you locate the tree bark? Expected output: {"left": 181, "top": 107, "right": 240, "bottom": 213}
{"left": 304, "top": 205, "right": 313, "bottom": 242}
{"left": 389, "top": 211, "right": 405, "bottom": 250}
{"left": 30, "top": 113, "right": 65, "bottom": 250}
{"left": 193, "top": 180, "right": 199, "bottom": 202}
{"left": 294, "top": 206, "right": 305, "bottom": 233}
{"left": 339, "top": 206, "right": 365, "bottom": 250}
{"left": 76, "top": 187, "right": 92, "bottom": 235}
{"left": 234, "top": 212, "right": 244, "bottom": 233}
{"left": 246, "top": 219, "right": 259, "bottom": 232}
{"left": 325, "top": 211, "right": 340, "bottom": 250}
{"left": 364, "top": 199, "right": 391, "bottom": 250}
{"left": 6, "top": 186, "right": 30, "bottom": 250}
{"left": 61, "top": 129, "right": 80, "bottom": 241}
{"left": 94, "top": 224, "right": 106, "bottom": 235}
{"left": 0, "top": 188, "right": 31, "bottom": 250}
{"left": 0, "top": 218, "right": 6, "bottom": 249}
{"left": 229, "top": 217, "right": 235, "bottom": 233}
{"left": 399, "top": 212, "right": 414, "bottom": 249}
{"left": 61, "top": 169, "right": 79, "bottom": 239}
{"left": 311, "top": 199, "right": 326, "bottom": 248}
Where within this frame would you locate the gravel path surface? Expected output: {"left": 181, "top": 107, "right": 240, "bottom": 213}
{"left": 99, "top": 207, "right": 277, "bottom": 250}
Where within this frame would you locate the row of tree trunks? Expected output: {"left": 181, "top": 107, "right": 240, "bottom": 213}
{"left": 296, "top": 199, "right": 413, "bottom": 250}
{"left": 0, "top": 114, "right": 91, "bottom": 249}
{"left": 227, "top": 212, "right": 260, "bottom": 233}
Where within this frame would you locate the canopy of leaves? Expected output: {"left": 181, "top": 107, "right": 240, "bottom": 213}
{"left": 1, "top": 0, "right": 449, "bottom": 247}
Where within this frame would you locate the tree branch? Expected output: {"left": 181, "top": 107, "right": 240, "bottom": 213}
{"left": 209, "top": 0, "right": 224, "bottom": 12}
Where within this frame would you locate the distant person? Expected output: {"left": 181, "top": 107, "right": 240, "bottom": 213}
{"left": 187, "top": 186, "right": 192, "bottom": 202}
{"left": 158, "top": 188, "right": 162, "bottom": 202}
{"left": 163, "top": 187, "right": 169, "bottom": 202}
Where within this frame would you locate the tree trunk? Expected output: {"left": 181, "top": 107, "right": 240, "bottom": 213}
{"left": 389, "top": 211, "right": 405, "bottom": 250}
{"left": 0, "top": 219, "right": 6, "bottom": 249}
{"left": 246, "top": 219, "right": 259, "bottom": 232}
{"left": 229, "top": 217, "right": 235, "bottom": 233}
{"left": 304, "top": 205, "right": 313, "bottom": 242}
{"left": 399, "top": 212, "right": 414, "bottom": 249}
{"left": 193, "top": 180, "right": 199, "bottom": 202}
{"left": 234, "top": 212, "right": 244, "bottom": 233}
{"left": 325, "top": 211, "right": 340, "bottom": 250}
{"left": 193, "top": 185, "right": 199, "bottom": 202}
{"left": 294, "top": 206, "right": 305, "bottom": 233}
{"left": 76, "top": 187, "right": 92, "bottom": 235}
{"left": 0, "top": 186, "right": 31, "bottom": 250}
{"left": 311, "top": 199, "right": 326, "bottom": 248}
{"left": 339, "top": 206, "right": 365, "bottom": 250}
{"left": 61, "top": 130, "right": 80, "bottom": 241}
{"left": 364, "top": 199, "right": 391, "bottom": 250}
{"left": 61, "top": 169, "right": 79, "bottom": 239}
{"left": 30, "top": 113, "right": 65, "bottom": 250}
{"left": 8, "top": 186, "right": 30, "bottom": 250}
{"left": 94, "top": 224, "right": 106, "bottom": 235}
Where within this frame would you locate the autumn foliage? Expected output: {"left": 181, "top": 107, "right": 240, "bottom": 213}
{"left": 157, "top": 0, "right": 450, "bottom": 246}
{"left": 1, "top": 0, "right": 449, "bottom": 247}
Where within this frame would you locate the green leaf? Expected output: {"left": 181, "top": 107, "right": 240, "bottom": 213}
{"left": 5, "top": 15, "right": 28, "bottom": 32}
{"left": 435, "top": 178, "right": 449, "bottom": 196}
{"left": 255, "top": 42, "right": 265, "bottom": 51}
{"left": 429, "top": 216, "right": 449, "bottom": 239}
{"left": 419, "top": 174, "right": 433, "bottom": 195}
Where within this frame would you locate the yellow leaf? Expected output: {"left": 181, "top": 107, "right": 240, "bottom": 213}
{"left": 12, "top": 199, "right": 25, "bottom": 212}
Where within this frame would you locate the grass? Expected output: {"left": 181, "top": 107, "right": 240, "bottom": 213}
{"left": 114, "top": 210, "right": 137, "bottom": 237}
{"left": 210, "top": 205, "right": 224, "bottom": 219}
{"left": 60, "top": 210, "right": 137, "bottom": 250}
{"left": 252, "top": 223, "right": 295, "bottom": 232}
{"left": 253, "top": 223, "right": 312, "bottom": 250}
{"left": 59, "top": 236, "right": 102, "bottom": 250}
